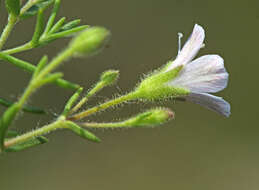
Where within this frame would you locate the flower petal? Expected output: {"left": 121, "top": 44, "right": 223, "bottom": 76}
{"left": 166, "top": 24, "right": 205, "bottom": 71}
{"left": 169, "top": 55, "right": 228, "bottom": 93}
{"left": 185, "top": 92, "right": 231, "bottom": 117}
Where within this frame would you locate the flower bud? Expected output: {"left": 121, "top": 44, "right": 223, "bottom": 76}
{"left": 124, "top": 108, "right": 174, "bottom": 127}
{"left": 81, "top": 108, "right": 174, "bottom": 129}
{"left": 68, "top": 26, "right": 110, "bottom": 57}
{"left": 100, "top": 70, "right": 119, "bottom": 86}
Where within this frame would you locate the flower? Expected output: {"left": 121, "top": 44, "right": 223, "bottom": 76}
{"left": 135, "top": 24, "right": 230, "bottom": 117}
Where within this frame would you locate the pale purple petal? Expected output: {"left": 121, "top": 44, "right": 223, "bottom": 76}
{"left": 168, "top": 55, "right": 228, "bottom": 93}
{"left": 166, "top": 24, "right": 205, "bottom": 71}
{"left": 185, "top": 92, "right": 231, "bottom": 117}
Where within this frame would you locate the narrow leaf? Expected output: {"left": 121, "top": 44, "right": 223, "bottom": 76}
{"left": 0, "top": 52, "right": 80, "bottom": 90}
{"left": 38, "top": 72, "right": 63, "bottom": 87}
{"left": 0, "top": 103, "right": 20, "bottom": 149}
{"left": 62, "top": 88, "right": 83, "bottom": 116}
{"left": 48, "top": 17, "right": 66, "bottom": 34}
{"left": 41, "top": 25, "right": 89, "bottom": 44}
{"left": 0, "top": 97, "right": 46, "bottom": 114}
{"left": 31, "top": 8, "right": 45, "bottom": 45}
{"left": 5, "top": 136, "right": 48, "bottom": 152}
{"left": 66, "top": 121, "right": 101, "bottom": 143}
{"left": 59, "top": 19, "right": 81, "bottom": 32}
{"left": 43, "top": 0, "right": 61, "bottom": 34}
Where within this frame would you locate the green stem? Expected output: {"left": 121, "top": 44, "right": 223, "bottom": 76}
{"left": 17, "top": 83, "right": 36, "bottom": 109}
{"left": 16, "top": 48, "right": 74, "bottom": 108}
{"left": 68, "top": 92, "right": 138, "bottom": 121}
{"left": 0, "top": 47, "right": 76, "bottom": 148}
{"left": 37, "top": 48, "right": 74, "bottom": 79}
{"left": 70, "top": 82, "right": 105, "bottom": 114}
{"left": 16, "top": 47, "right": 74, "bottom": 106}
{"left": 4, "top": 117, "right": 66, "bottom": 148}
{"left": 0, "top": 0, "right": 45, "bottom": 51}
{"left": 82, "top": 122, "right": 126, "bottom": 128}
{"left": 1, "top": 25, "right": 88, "bottom": 55}
{"left": 0, "top": 15, "right": 17, "bottom": 50}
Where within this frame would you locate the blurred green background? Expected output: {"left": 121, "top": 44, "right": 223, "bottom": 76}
{"left": 0, "top": 0, "right": 258, "bottom": 189}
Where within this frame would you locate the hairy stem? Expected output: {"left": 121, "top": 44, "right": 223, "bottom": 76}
{"left": 4, "top": 117, "right": 66, "bottom": 148}
{"left": 16, "top": 48, "right": 74, "bottom": 108}
{"left": 70, "top": 82, "right": 105, "bottom": 114}
{"left": 0, "top": 46, "right": 75, "bottom": 148}
{"left": 81, "top": 122, "right": 126, "bottom": 128}
{"left": 37, "top": 49, "right": 74, "bottom": 80}
{"left": 68, "top": 92, "right": 138, "bottom": 121}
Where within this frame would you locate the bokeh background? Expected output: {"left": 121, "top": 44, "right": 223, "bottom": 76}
{"left": 0, "top": 0, "right": 258, "bottom": 189}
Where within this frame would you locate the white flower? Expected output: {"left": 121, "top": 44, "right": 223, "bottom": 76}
{"left": 166, "top": 24, "right": 230, "bottom": 117}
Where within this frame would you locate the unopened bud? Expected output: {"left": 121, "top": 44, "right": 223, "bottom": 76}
{"left": 125, "top": 108, "right": 174, "bottom": 128}
{"left": 69, "top": 26, "right": 110, "bottom": 57}
{"left": 80, "top": 108, "right": 174, "bottom": 129}
{"left": 100, "top": 70, "right": 119, "bottom": 86}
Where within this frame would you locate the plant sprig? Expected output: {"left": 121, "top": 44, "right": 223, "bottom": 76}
{"left": 0, "top": 0, "right": 174, "bottom": 153}
{"left": 1, "top": 0, "right": 229, "bottom": 154}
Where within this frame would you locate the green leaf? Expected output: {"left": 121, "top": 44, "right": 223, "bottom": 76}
{"left": 37, "top": 72, "right": 64, "bottom": 87}
{"left": 58, "top": 19, "right": 81, "bottom": 32}
{"left": 31, "top": 8, "right": 45, "bottom": 46}
{"left": 48, "top": 17, "right": 66, "bottom": 34}
{"left": 0, "top": 97, "right": 46, "bottom": 114}
{"left": 43, "top": 0, "right": 61, "bottom": 34}
{"left": 66, "top": 121, "right": 101, "bottom": 143}
{"left": 0, "top": 103, "right": 20, "bottom": 149}
{"left": 5, "top": 136, "right": 48, "bottom": 152}
{"left": 62, "top": 87, "right": 83, "bottom": 116}
{"left": 20, "top": 0, "right": 53, "bottom": 19}
{"left": 0, "top": 52, "right": 80, "bottom": 90}
{"left": 40, "top": 25, "right": 89, "bottom": 45}
{"left": 5, "top": 0, "right": 20, "bottom": 16}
